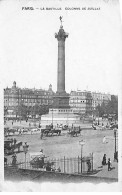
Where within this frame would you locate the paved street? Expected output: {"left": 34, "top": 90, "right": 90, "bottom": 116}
{"left": 4, "top": 120, "right": 118, "bottom": 180}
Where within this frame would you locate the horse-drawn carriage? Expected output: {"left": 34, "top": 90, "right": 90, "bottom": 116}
{"left": 4, "top": 139, "right": 22, "bottom": 155}
{"left": 4, "top": 127, "right": 16, "bottom": 136}
{"left": 4, "top": 126, "right": 20, "bottom": 136}
{"left": 92, "top": 122, "right": 118, "bottom": 131}
{"left": 92, "top": 124, "right": 107, "bottom": 130}
{"left": 67, "top": 126, "right": 82, "bottom": 137}
{"left": 41, "top": 125, "right": 61, "bottom": 137}
{"left": 29, "top": 153, "right": 55, "bottom": 171}
{"left": 110, "top": 123, "right": 118, "bottom": 129}
{"left": 62, "top": 125, "right": 69, "bottom": 130}
{"left": 4, "top": 140, "right": 14, "bottom": 154}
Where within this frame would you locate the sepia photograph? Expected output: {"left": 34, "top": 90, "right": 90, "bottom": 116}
{"left": 0, "top": 0, "right": 122, "bottom": 191}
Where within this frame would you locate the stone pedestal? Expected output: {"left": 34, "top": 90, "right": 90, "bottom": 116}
{"left": 53, "top": 91, "right": 70, "bottom": 109}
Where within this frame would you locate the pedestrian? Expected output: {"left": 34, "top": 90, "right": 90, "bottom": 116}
{"left": 12, "top": 153, "right": 17, "bottom": 166}
{"left": 24, "top": 142, "right": 26, "bottom": 146}
{"left": 108, "top": 158, "right": 112, "bottom": 171}
{"left": 51, "top": 123, "right": 53, "bottom": 129}
{"left": 22, "top": 127, "right": 24, "bottom": 133}
{"left": 46, "top": 162, "right": 51, "bottom": 171}
{"left": 40, "top": 132, "right": 43, "bottom": 139}
{"left": 106, "top": 123, "right": 109, "bottom": 128}
{"left": 4, "top": 157, "right": 7, "bottom": 165}
{"left": 57, "top": 167, "right": 61, "bottom": 172}
{"left": 40, "top": 149, "right": 44, "bottom": 156}
{"left": 12, "top": 121, "right": 13, "bottom": 125}
{"left": 11, "top": 138, "right": 14, "bottom": 145}
{"left": 87, "top": 160, "right": 91, "bottom": 173}
{"left": 98, "top": 120, "right": 99, "bottom": 125}
{"left": 14, "top": 138, "right": 17, "bottom": 145}
{"left": 19, "top": 129, "right": 22, "bottom": 135}
{"left": 40, "top": 149, "right": 45, "bottom": 163}
{"left": 102, "top": 154, "right": 107, "bottom": 165}
{"left": 103, "top": 136, "right": 107, "bottom": 144}
{"left": 51, "top": 164, "right": 56, "bottom": 172}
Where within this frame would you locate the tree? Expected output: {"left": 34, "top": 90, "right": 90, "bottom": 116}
{"left": 39, "top": 105, "right": 49, "bottom": 116}
{"left": 30, "top": 104, "right": 50, "bottom": 118}
{"left": 106, "top": 95, "right": 118, "bottom": 119}
{"left": 95, "top": 95, "right": 118, "bottom": 119}
{"left": 16, "top": 104, "right": 28, "bottom": 119}
{"left": 96, "top": 102, "right": 107, "bottom": 117}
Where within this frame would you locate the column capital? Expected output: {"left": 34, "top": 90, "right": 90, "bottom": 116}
{"left": 55, "top": 26, "right": 68, "bottom": 41}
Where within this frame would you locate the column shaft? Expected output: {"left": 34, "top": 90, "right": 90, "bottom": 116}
{"left": 57, "top": 40, "right": 65, "bottom": 92}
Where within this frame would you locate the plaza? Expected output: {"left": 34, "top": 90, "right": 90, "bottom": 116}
{"left": 4, "top": 120, "right": 118, "bottom": 180}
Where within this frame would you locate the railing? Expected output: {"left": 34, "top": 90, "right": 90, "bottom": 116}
{"left": 5, "top": 154, "right": 93, "bottom": 175}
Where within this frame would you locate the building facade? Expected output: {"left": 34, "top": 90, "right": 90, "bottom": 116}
{"left": 69, "top": 90, "right": 111, "bottom": 116}
{"left": 91, "top": 91, "right": 111, "bottom": 111}
{"left": 69, "top": 90, "right": 93, "bottom": 115}
{"left": 4, "top": 81, "right": 54, "bottom": 119}
{"left": 4, "top": 82, "right": 112, "bottom": 119}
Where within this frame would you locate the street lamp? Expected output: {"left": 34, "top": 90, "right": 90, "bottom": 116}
{"left": 23, "top": 142, "right": 29, "bottom": 168}
{"left": 114, "top": 128, "right": 117, "bottom": 161}
{"left": 98, "top": 110, "right": 99, "bottom": 125}
{"left": 79, "top": 140, "right": 85, "bottom": 174}
{"left": 67, "top": 113, "right": 68, "bottom": 126}
{"left": 51, "top": 108, "right": 53, "bottom": 126}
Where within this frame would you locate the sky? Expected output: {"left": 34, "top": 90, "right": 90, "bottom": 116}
{"left": 0, "top": 0, "right": 122, "bottom": 95}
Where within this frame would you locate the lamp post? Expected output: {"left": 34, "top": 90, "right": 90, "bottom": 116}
{"left": 52, "top": 108, "right": 53, "bottom": 126}
{"left": 23, "top": 142, "right": 29, "bottom": 168}
{"left": 79, "top": 140, "right": 85, "bottom": 174}
{"left": 67, "top": 113, "right": 68, "bottom": 126}
{"left": 98, "top": 110, "right": 99, "bottom": 125}
{"left": 114, "top": 128, "right": 117, "bottom": 161}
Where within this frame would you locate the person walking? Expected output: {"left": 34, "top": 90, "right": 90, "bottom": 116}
{"left": 108, "top": 158, "right": 112, "bottom": 171}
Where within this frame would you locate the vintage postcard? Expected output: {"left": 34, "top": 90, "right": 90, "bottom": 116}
{"left": 0, "top": 0, "right": 122, "bottom": 191}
